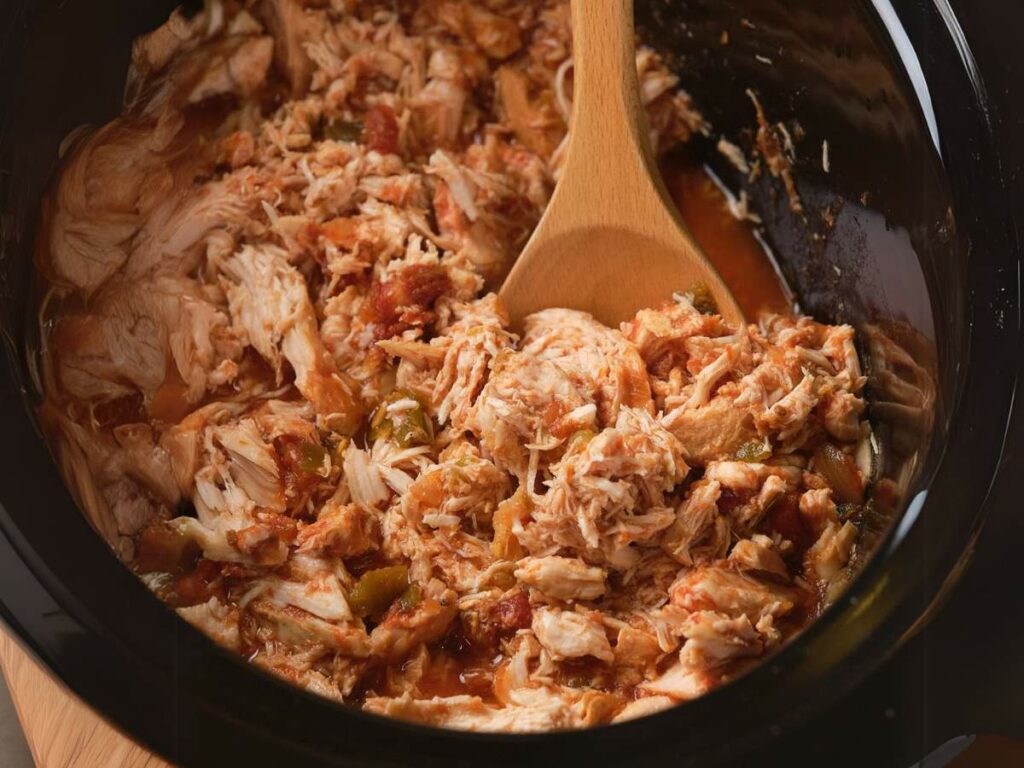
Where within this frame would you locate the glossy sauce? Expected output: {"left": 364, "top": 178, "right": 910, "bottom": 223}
{"left": 661, "top": 162, "right": 793, "bottom": 318}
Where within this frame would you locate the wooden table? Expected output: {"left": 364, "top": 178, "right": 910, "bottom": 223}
{"left": 0, "top": 631, "right": 168, "bottom": 768}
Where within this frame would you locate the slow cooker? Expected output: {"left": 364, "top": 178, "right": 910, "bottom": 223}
{"left": 0, "top": 0, "right": 1020, "bottom": 765}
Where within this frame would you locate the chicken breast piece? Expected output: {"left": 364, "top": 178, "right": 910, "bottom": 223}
{"left": 514, "top": 556, "right": 607, "bottom": 601}
{"left": 471, "top": 350, "right": 595, "bottom": 476}
{"left": 219, "top": 244, "right": 363, "bottom": 429}
{"left": 532, "top": 607, "right": 614, "bottom": 663}
{"left": 522, "top": 308, "right": 652, "bottom": 425}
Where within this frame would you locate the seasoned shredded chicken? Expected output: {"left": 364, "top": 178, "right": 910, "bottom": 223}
{"left": 39, "top": 0, "right": 870, "bottom": 732}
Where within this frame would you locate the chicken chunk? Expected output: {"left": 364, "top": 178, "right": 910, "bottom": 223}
{"left": 522, "top": 407, "right": 688, "bottom": 569}
{"left": 219, "top": 244, "right": 362, "bottom": 429}
{"left": 532, "top": 607, "right": 613, "bottom": 663}
{"left": 471, "top": 350, "right": 595, "bottom": 477}
{"left": 522, "top": 308, "right": 652, "bottom": 425}
{"left": 370, "top": 585, "right": 459, "bottom": 661}
{"left": 514, "top": 556, "right": 607, "bottom": 602}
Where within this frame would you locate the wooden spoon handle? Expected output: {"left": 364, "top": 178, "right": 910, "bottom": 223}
{"left": 559, "top": 0, "right": 662, "bottom": 225}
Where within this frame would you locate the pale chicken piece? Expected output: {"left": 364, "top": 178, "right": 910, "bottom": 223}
{"left": 755, "top": 372, "right": 819, "bottom": 444}
{"left": 343, "top": 440, "right": 433, "bottom": 513}
{"left": 161, "top": 402, "right": 245, "bottom": 497}
{"left": 531, "top": 607, "right": 614, "bottom": 663}
{"left": 186, "top": 35, "right": 275, "bottom": 103}
{"left": 177, "top": 598, "right": 241, "bottom": 650}
{"left": 381, "top": 503, "right": 496, "bottom": 593}
{"left": 46, "top": 16, "right": 279, "bottom": 296}
{"left": 821, "top": 389, "right": 866, "bottom": 442}
{"left": 432, "top": 294, "right": 516, "bottom": 431}
{"left": 251, "top": 654, "right": 350, "bottom": 702}
{"left": 678, "top": 611, "right": 763, "bottom": 667}
{"left": 613, "top": 625, "right": 664, "bottom": 674}
{"left": 496, "top": 65, "right": 565, "bottom": 159}
{"left": 471, "top": 350, "right": 595, "bottom": 477}
{"left": 364, "top": 686, "right": 619, "bottom": 732}
{"left": 434, "top": 1, "right": 523, "bottom": 59}
{"left": 428, "top": 151, "right": 540, "bottom": 283}
{"left": 662, "top": 478, "right": 729, "bottom": 566}
{"left": 637, "top": 661, "right": 714, "bottom": 701}
{"left": 54, "top": 302, "right": 165, "bottom": 403}
{"left": 211, "top": 418, "right": 285, "bottom": 512}
{"left": 613, "top": 695, "right": 675, "bottom": 723}
{"left": 44, "top": 411, "right": 178, "bottom": 545}
{"left": 402, "top": 452, "right": 509, "bottom": 531}
{"left": 127, "top": 166, "right": 270, "bottom": 282}
{"left": 670, "top": 564, "right": 798, "bottom": 626}
{"left": 704, "top": 460, "right": 802, "bottom": 495}
{"left": 522, "top": 407, "right": 688, "bottom": 569}
{"left": 676, "top": 348, "right": 738, "bottom": 412}
{"left": 410, "top": 51, "right": 469, "bottom": 148}
{"left": 44, "top": 122, "right": 147, "bottom": 294}
{"left": 806, "top": 521, "right": 857, "bottom": 583}
{"left": 296, "top": 499, "right": 378, "bottom": 557}
{"left": 245, "top": 599, "right": 372, "bottom": 657}
{"left": 622, "top": 298, "right": 733, "bottom": 373}
{"left": 130, "top": 6, "right": 203, "bottom": 78}
{"left": 219, "top": 244, "right": 362, "bottom": 428}
{"left": 247, "top": 557, "right": 353, "bottom": 622}
{"left": 168, "top": 413, "right": 307, "bottom": 564}
{"left": 799, "top": 487, "right": 840, "bottom": 537}
{"left": 522, "top": 308, "right": 652, "bottom": 425}
{"left": 250, "top": 398, "right": 319, "bottom": 442}
{"left": 514, "top": 556, "right": 607, "bottom": 601}
{"left": 370, "top": 583, "right": 459, "bottom": 661}
{"left": 258, "top": 0, "right": 330, "bottom": 94}
{"left": 663, "top": 395, "right": 759, "bottom": 466}
{"left": 377, "top": 447, "right": 506, "bottom": 590}
{"left": 729, "top": 535, "right": 790, "bottom": 581}
{"left": 54, "top": 275, "right": 242, "bottom": 407}
{"left": 820, "top": 323, "right": 865, "bottom": 387}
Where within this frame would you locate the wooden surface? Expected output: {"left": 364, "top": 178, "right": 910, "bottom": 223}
{"left": 0, "top": 631, "right": 168, "bottom": 768}
{"left": 499, "top": 0, "right": 743, "bottom": 327}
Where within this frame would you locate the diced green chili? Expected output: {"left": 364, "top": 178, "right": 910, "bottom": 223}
{"left": 368, "top": 390, "right": 433, "bottom": 448}
{"left": 324, "top": 119, "right": 363, "bottom": 142}
{"left": 298, "top": 441, "right": 329, "bottom": 474}
{"left": 397, "top": 582, "right": 423, "bottom": 612}
{"left": 347, "top": 565, "right": 409, "bottom": 618}
{"left": 688, "top": 282, "right": 718, "bottom": 315}
{"left": 735, "top": 438, "right": 772, "bottom": 463}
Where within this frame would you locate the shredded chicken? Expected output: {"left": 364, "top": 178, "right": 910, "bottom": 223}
{"left": 39, "top": 0, "right": 870, "bottom": 733}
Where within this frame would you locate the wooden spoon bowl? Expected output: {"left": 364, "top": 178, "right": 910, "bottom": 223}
{"left": 499, "top": 0, "right": 743, "bottom": 328}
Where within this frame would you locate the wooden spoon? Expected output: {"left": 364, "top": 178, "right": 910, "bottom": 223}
{"left": 499, "top": 0, "right": 743, "bottom": 328}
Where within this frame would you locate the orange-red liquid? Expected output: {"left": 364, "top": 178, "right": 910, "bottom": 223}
{"left": 662, "top": 163, "right": 792, "bottom": 318}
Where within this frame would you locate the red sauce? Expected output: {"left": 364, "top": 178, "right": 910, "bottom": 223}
{"left": 366, "top": 263, "right": 451, "bottom": 339}
{"left": 362, "top": 105, "right": 400, "bottom": 155}
{"left": 661, "top": 162, "right": 792, "bottom": 318}
{"left": 768, "top": 495, "right": 814, "bottom": 557}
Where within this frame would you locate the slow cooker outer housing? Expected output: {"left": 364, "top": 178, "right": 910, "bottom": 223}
{"left": 0, "top": 0, "right": 1018, "bottom": 765}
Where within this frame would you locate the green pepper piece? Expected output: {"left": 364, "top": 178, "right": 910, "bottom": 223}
{"left": 735, "top": 438, "right": 772, "bottom": 463}
{"left": 397, "top": 582, "right": 423, "bottom": 612}
{"left": 347, "top": 565, "right": 409, "bottom": 618}
{"left": 393, "top": 404, "right": 433, "bottom": 448}
{"left": 324, "top": 119, "right": 363, "bottom": 142}
{"left": 369, "top": 390, "right": 433, "bottom": 447}
{"left": 298, "top": 441, "right": 329, "bottom": 474}
{"left": 688, "top": 282, "right": 718, "bottom": 315}
{"left": 837, "top": 502, "right": 863, "bottom": 522}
